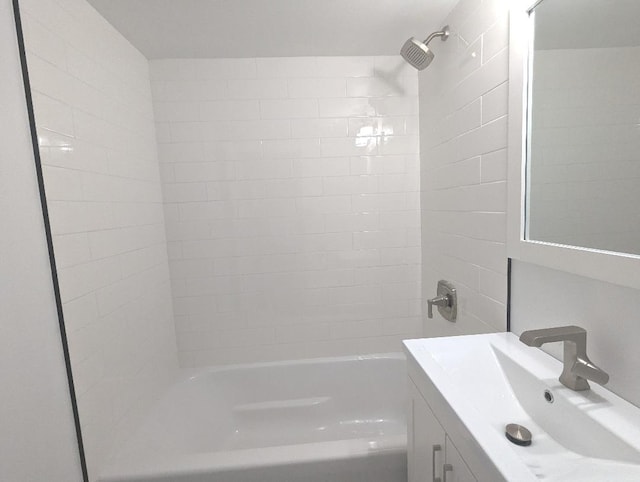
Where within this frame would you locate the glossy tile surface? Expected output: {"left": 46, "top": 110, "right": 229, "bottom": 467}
{"left": 20, "top": 0, "right": 179, "bottom": 477}
{"left": 151, "top": 56, "right": 422, "bottom": 367}
{"left": 419, "top": 0, "right": 510, "bottom": 337}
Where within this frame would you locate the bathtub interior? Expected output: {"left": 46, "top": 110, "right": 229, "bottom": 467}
{"left": 101, "top": 353, "right": 407, "bottom": 479}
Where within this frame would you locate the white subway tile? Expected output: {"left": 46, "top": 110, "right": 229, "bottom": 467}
{"left": 291, "top": 118, "right": 348, "bottom": 138}
{"left": 372, "top": 97, "right": 419, "bottom": 116}
{"left": 53, "top": 233, "right": 92, "bottom": 268}
{"left": 151, "top": 80, "right": 227, "bottom": 101}
{"left": 453, "top": 47, "right": 509, "bottom": 110}
{"left": 153, "top": 102, "right": 200, "bottom": 122}
{"left": 481, "top": 148, "right": 507, "bottom": 182}
{"left": 237, "top": 198, "right": 297, "bottom": 218}
{"left": 32, "top": 92, "right": 75, "bottom": 137}
{"left": 163, "top": 183, "right": 208, "bottom": 202}
{"left": 348, "top": 117, "right": 407, "bottom": 137}
{"left": 204, "top": 140, "right": 262, "bottom": 161}
{"left": 322, "top": 175, "right": 378, "bottom": 195}
{"left": 262, "top": 138, "right": 321, "bottom": 159}
{"left": 169, "top": 122, "right": 205, "bottom": 142}
{"left": 353, "top": 230, "right": 408, "bottom": 249}
{"left": 347, "top": 77, "right": 418, "bottom": 98}
{"left": 350, "top": 155, "right": 406, "bottom": 175}
{"left": 378, "top": 136, "right": 419, "bottom": 156}
{"left": 256, "top": 57, "right": 319, "bottom": 78}
{"left": 196, "top": 59, "right": 257, "bottom": 79}
{"left": 456, "top": 116, "right": 507, "bottom": 161}
{"left": 199, "top": 100, "right": 260, "bottom": 121}
{"left": 379, "top": 210, "right": 420, "bottom": 229}
{"left": 173, "top": 162, "right": 235, "bottom": 182}
{"left": 264, "top": 178, "right": 323, "bottom": 198}
{"left": 320, "top": 137, "right": 378, "bottom": 157}
{"left": 227, "top": 78, "right": 287, "bottom": 99}
{"left": 296, "top": 195, "right": 352, "bottom": 214}
{"left": 453, "top": 98, "right": 481, "bottom": 137}
{"left": 236, "top": 159, "right": 293, "bottom": 180}
{"left": 154, "top": 122, "right": 172, "bottom": 143}
{"left": 319, "top": 98, "right": 375, "bottom": 118}
{"left": 202, "top": 119, "right": 291, "bottom": 141}
{"left": 481, "top": 81, "right": 508, "bottom": 124}
{"left": 316, "top": 57, "right": 375, "bottom": 78}
{"left": 482, "top": 14, "right": 509, "bottom": 61}
{"left": 149, "top": 59, "right": 199, "bottom": 80}
{"left": 43, "top": 166, "right": 83, "bottom": 201}
{"left": 288, "top": 78, "right": 346, "bottom": 98}
{"left": 377, "top": 174, "right": 419, "bottom": 193}
{"left": 325, "top": 213, "right": 379, "bottom": 233}
{"left": 293, "top": 157, "right": 351, "bottom": 177}
{"left": 146, "top": 56, "right": 421, "bottom": 367}
{"left": 260, "top": 99, "right": 318, "bottom": 119}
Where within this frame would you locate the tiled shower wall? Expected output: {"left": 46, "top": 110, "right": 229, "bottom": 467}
{"left": 20, "top": 0, "right": 178, "bottom": 477}
{"left": 419, "top": 0, "right": 510, "bottom": 336}
{"left": 1, "top": 0, "right": 81, "bottom": 478}
{"left": 151, "top": 56, "right": 422, "bottom": 366}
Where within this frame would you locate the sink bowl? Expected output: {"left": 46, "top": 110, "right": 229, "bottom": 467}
{"left": 404, "top": 333, "right": 640, "bottom": 481}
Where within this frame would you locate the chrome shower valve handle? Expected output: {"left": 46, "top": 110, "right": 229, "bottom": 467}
{"left": 427, "top": 295, "right": 450, "bottom": 318}
{"left": 427, "top": 280, "right": 457, "bottom": 322}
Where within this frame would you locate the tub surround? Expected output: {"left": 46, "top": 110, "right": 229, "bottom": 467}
{"left": 152, "top": 56, "right": 422, "bottom": 367}
{"left": 0, "top": 0, "right": 82, "bottom": 479}
{"left": 18, "top": 0, "right": 179, "bottom": 477}
{"left": 419, "top": 0, "right": 510, "bottom": 337}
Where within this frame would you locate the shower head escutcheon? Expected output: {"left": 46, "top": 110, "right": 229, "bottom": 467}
{"left": 400, "top": 25, "right": 450, "bottom": 70}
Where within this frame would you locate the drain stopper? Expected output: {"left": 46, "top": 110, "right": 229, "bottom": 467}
{"left": 505, "top": 423, "right": 532, "bottom": 446}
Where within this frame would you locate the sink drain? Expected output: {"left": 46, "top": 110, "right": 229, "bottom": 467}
{"left": 505, "top": 423, "right": 532, "bottom": 446}
{"left": 544, "top": 389, "right": 554, "bottom": 403}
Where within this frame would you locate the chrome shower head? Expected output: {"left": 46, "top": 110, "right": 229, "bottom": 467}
{"left": 400, "top": 25, "right": 450, "bottom": 70}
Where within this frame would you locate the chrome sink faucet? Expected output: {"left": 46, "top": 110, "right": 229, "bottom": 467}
{"left": 519, "top": 325, "right": 609, "bottom": 391}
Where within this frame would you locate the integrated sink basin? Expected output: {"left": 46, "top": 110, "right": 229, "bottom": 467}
{"left": 404, "top": 333, "right": 640, "bottom": 481}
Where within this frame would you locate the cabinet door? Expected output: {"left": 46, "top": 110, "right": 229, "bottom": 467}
{"left": 408, "top": 378, "right": 446, "bottom": 482}
{"left": 443, "top": 435, "right": 477, "bottom": 482}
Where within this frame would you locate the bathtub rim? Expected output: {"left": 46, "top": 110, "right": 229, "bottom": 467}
{"left": 99, "top": 434, "right": 406, "bottom": 481}
{"left": 99, "top": 351, "right": 407, "bottom": 481}
{"left": 178, "top": 351, "right": 407, "bottom": 382}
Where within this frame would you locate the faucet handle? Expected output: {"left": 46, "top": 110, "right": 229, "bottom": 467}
{"left": 427, "top": 295, "right": 449, "bottom": 318}
{"left": 572, "top": 356, "right": 610, "bottom": 386}
{"left": 426, "top": 280, "right": 457, "bottom": 322}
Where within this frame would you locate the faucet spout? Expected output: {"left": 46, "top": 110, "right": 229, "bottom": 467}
{"left": 519, "top": 325, "right": 609, "bottom": 391}
{"left": 519, "top": 325, "right": 586, "bottom": 347}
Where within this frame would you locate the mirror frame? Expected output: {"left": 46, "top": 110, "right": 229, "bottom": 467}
{"left": 507, "top": 0, "right": 640, "bottom": 290}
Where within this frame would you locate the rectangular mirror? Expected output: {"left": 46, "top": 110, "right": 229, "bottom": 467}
{"left": 526, "top": 0, "right": 640, "bottom": 255}
{"left": 508, "top": 0, "right": 640, "bottom": 290}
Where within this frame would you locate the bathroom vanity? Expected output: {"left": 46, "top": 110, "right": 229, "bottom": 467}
{"left": 404, "top": 333, "right": 640, "bottom": 482}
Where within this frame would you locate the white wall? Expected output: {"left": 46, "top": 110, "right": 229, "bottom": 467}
{"left": 151, "top": 56, "right": 422, "bottom": 366}
{"left": 0, "top": 0, "right": 82, "bottom": 479}
{"left": 511, "top": 260, "right": 640, "bottom": 407}
{"left": 19, "top": 0, "right": 179, "bottom": 478}
{"left": 419, "top": 0, "right": 510, "bottom": 336}
{"left": 528, "top": 46, "right": 640, "bottom": 254}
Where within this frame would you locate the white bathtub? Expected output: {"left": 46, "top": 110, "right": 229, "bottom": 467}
{"left": 99, "top": 353, "right": 407, "bottom": 482}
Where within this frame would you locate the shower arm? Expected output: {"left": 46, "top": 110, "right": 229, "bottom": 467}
{"left": 423, "top": 27, "right": 450, "bottom": 46}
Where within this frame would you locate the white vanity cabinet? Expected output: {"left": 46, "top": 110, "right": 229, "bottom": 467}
{"left": 408, "top": 379, "right": 476, "bottom": 482}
